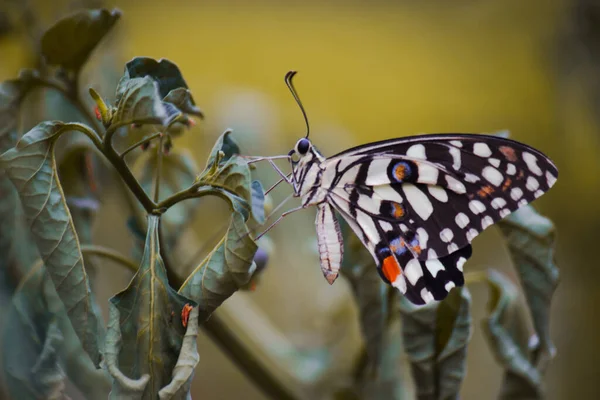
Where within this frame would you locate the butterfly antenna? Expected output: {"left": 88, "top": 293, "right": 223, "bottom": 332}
{"left": 285, "top": 71, "right": 310, "bottom": 138}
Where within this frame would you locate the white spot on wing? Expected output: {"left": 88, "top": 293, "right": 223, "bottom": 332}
{"left": 518, "top": 199, "right": 528, "bottom": 207}
{"left": 356, "top": 210, "right": 379, "bottom": 243}
{"left": 457, "top": 257, "right": 467, "bottom": 272}
{"left": 481, "top": 216, "right": 494, "bottom": 229}
{"left": 392, "top": 276, "right": 407, "bottom": 293}
{"left": 511, "top": 187, "right": 523, "bottom": 200}
{"left": 489, "top": 158, "right": 501, "bottom": 167}
{"left": 372, "top": 185, "right": 404, "bottom": 204}
{"left": 534, "top": 190, "right": 544, "bottom": 198}
{"left": 469, "top": 200, "right": 486, "bottom": 214}
{"left": 482, "top": 166, "right": 504, "bottom": 186}
{"left": 420, "top": 288, "right": 435, "bottom": 304}
{"left": 425, "top": 260, "right": 444, "bottom": 277}
{"left": 450, "top": 140, "right": 462, "bottom": 148}
{"left": 428, "top": 186, "right": 448, "bottom": 202}
{"left": 403, "top": 183, "right": 433, "bottom": 220}
{"left": 526, "top": 176, "right": 539, "bottom": 191}
{"left": 449, "top": 147, "right": 462, "bottom": 170}
{"left": 546, "top": 171, "right": 557, "bottom": 187}
{"left": 491, "top": 198, "right": 507, "bottom": 209}
{"left": 474, "top": 142, "right": 492, "bottom": 157}
{"left": 499, "top": 209, "right": 510, "bottom": 218}
{"left": 405, "top": 259, "right": 423, "bottom": 285}
{"left": 428, "top": 249, "right": 437, "bottom": 259}
{"left": 417, "top": 163, "right": 439, "bottom": 184}
{"left": 506, "top": 163, "right": 516, "bottom": 175}
{"left": 445, "top": 281, "right": 456, "bottom": 292}
{"left": 464, "top": 173, "right": 480, "bottom": 183}
{"left": 466, "top": 228, "right": 478, "bottom": 241}
{"left": 455, "top": 213, "right": 470, "bottom": 228}
{"left": 447, "top": 243, "right": 459, "bottom": 253}
{"left": 416, "top": 227, "right": 429, "bottom": 249}
{"left": 523, "top": 152, "right": 542, "bottom": 175}
{"left": 366, "top": 159, "right": 393, "bottom": 185}
{"left": 446, "top": 175, "right": 467, "bottom": 194}
{"left": 357, "top": 194, "right": 381, "bottom": 214}
{"left": 407, "top": 144, "right": 426, "bottom": 159}
{"left": 440, "top": 228, "right": 454, "bottom": 243}
{"left": 380, "top": 221, "right": 394, "bottom": 232}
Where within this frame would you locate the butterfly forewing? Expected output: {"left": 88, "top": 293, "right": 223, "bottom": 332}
{"left": 316, "top": 133, "right": 558, "bottom": 305}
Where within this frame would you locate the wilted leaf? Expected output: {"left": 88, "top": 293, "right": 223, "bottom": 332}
{"left": 163, "top": 88, "right": 203, "bottom": 118}
{"left": 158, "top": 307, "right": 200, "bottom": 400}
{"left": 133, "top": 148, "right": 199, "bottom": 246}
{"left": 340, "top": 219, "right": 387, "bottom": 375}
{"left": 400, "top": 287, "right": 472, "bottom": 400}
{"left": 2, "top": 268, "right": 68, "bottom": 400}
{"left": 496, "top": 205, "right": 559, "bottom": 371}
{"left": 195, "top": 130, "right": 252, "bottom": 218}
{"left": 41, "top": 8, "right": 121, "bottom": 73}
{"left": 0, "top": 121, "right": 104, "bottom": 366}
{"left": 250, "top": 180, "right": 266, "bottom": 224}
{"left": 481, "top": 270, "right": 542, "bottom": 399}
{"left": 122, "top": 57, "right": 190, "bottom": 99}
{"left": 106, "top": 215, "right": 196, "bottom": 398}
{"left": 179, "top": 211, "right": 258, "bottom": 321}
{"left": 112, "top": 76, "right": 168, "bottom": 127}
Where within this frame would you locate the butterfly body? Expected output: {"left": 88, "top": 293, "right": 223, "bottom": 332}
{"left": 287, "top": 133, "right": 558, "bottom": 305}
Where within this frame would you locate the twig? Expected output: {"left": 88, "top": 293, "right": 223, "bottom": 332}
{"left": 80, "top": 244, "right": 138, "bottom": 273}
{"left": 119, "top": 132, "right": 162, "bottom": 159}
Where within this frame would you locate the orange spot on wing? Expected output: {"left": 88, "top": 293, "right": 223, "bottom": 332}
{"left": 413, "top": 245, "right": 422, "bottom": 255}
{"left": 392, "top": 202, "right": 404, "bottom": 218}
{"left": 502, "top": 178, "right": 512, "bottom": 191}
{"left": 382, "top": 255, "right": 402, "bottom": 283}
{"left": 477, "top": 185, "right": 494, "bottom": 198}
{"left": 394, "top": 164, "right": 406, "bottom": 180}
{"left": 499, "top": 146, "right": 518, "bottom": 162}
{"left": 181, "top": 304, "right": 193, "bottom": 328}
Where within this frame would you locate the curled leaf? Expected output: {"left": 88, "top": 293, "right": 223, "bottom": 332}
{"left": 196, "top": 130, "right": 252, "bottom": 218}
{"left": 0, "top": 122, "right": 104, "bottom": 366}
{"left": 400, "top": 287, "right": 472, "bottom": 400}
{"left": 112, "top": 76, "right": 168, "bottom": 127}
{"left": 122, "top": 57, "right": 189, "bottom": 98}
{"left": 250, "top": 180, "right": 266, "bottom": 224}
{"left": 179, "top": 211, "right": 258, "bottom": 321}
{"left": 163, "top": 88, "right": 203, "bottom": 118}
{"left": 158, "top": 307, "right": 200, "bottom": 400}
{"left": 106, "top": 215, "right": 196, "bottom": 398}
{"left": 41, "top": 8, "right": 121, "bottom": 73}
{"left": 481, "top": 270, "right": 542, "bottom": 399}
{"left": 496, "top": 205, "right": 559, "bottom": 370}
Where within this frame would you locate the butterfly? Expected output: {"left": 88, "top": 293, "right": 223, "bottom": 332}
{"left": 253, "top": 71, "right": 558, "bottom": 305}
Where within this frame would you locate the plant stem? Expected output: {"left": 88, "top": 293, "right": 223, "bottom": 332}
{"left": 80, "top": 244, "right": 138, "bottom": 273}
{"left": 119, "top": 132, "right": 162, "bottom": 159}
{"left": 153, "top": 135, "right": 164, "bottom": 203}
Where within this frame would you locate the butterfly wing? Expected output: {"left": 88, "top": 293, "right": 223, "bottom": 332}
{"left": 322, "top": 133, "right": 558, "bottom": 304}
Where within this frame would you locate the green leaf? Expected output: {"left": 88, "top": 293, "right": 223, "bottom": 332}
{"left": 400, "top": 287, "right": 472, "bottom": 400}
{"left": 250, "top": 180, "right": 266, "bottom": 224}
{"left": 158, "top": 307, "right": 200, "bottom": 400}
{"left": 340, "top": 219, "right": 387, "bottom": 374}
{"left": 0, "top": 121, "right": 104, "bottom": 366}
{"left": 2, "top": 268, "right": 67, "bottom": 400}
{"left": 41, "top": 8, "right": 121, "bottom": 73}
{"left": 496, "top": 205, "right": 559, "bottom": 371}
{"left": 112, "top": 76, "right": 168, "bottom": 127}
{"left": 179, "top": 211, "right": 258, "bottom": 321}
{"left": 106, "top": 215, "right": 196, "bottom": 398}
{"left": 163, "top": 88, "right": 204, "bottom": 118}
{"left": 195, "top": 130, "right": 252, "bottom": 218}
{"left": 133, "top": 148, "right": 199, "bottom": 246}
{"left": 122, "top": 57, "right": 190, "bottom": 99}
{"left": 481, "top": 270, "right": 542, "bottom": 399}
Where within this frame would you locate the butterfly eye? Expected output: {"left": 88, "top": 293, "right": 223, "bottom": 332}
{"left": 296, "top": 138, "right": 311, "bottom": 155}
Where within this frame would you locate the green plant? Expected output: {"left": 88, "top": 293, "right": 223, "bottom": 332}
{"left": 0, "top": 7, "right": 560, "bottom": 400}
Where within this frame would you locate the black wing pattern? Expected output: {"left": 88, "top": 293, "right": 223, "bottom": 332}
{"left": 323, "top": 133, "right": 558, "bottom": 304}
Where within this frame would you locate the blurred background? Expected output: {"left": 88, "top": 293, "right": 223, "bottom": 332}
{"left": 1, "top": 0, "right": 599, "bottom": 399}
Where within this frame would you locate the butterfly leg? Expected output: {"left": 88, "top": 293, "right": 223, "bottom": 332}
{"left": 254, "top": 205, "right": 306, "bottom": 240}
{"left": 316, "top": 203, "right": 344, "bottom": 284}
